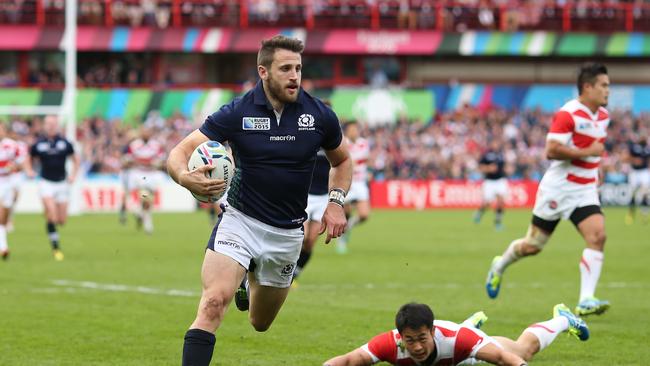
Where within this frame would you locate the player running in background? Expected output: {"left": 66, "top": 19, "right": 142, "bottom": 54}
{"left": 485, "top": 63, "right": 611, "bottom": 316}
{"left": 324, "top": 302, "right": 588, "bottom": 366}
{"left": 292, "top": 149, "right": 330, "bottom": 284}
{"left": 124, "top": 126, "right": 165, "bottom": 234}
{"left": 0, "top": 124, "right": 22, "bottom": 260}
{"left": 473, "top": 138, "right": 510, "bottom": 230}
{"left": 337, "top": 121, "right": 370, "bottom": 254}
{"left": 26, "top": 115, "right": 79, "bottom": 261}
{"left": 624, "top": 134, "right": 650, "bottom": 224}
{"left": 6, "top": 130, "right": 28, "bottom": 233}
{"left": 118, "top": 130, "right": 137, "bottom": 225}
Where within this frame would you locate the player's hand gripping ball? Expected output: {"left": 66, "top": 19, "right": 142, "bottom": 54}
{"left": 187, "top": 141, "right": 234, "bottom": 203}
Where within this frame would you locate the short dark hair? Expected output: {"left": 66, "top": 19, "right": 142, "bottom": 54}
{"left": 395, "top": 303, "right": 435, "bottom": 333}
{"left": 577, "top": 63, "right": 608, "bottom": 95}
{"left": 257, "top": 35, "right": 304, "bottom": 68}
{"left": 343, "top": 120, "right": 358, "bottom": 132}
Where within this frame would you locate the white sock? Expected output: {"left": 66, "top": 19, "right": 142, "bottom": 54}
{"left": 579, "top": 248, "right": 604, "bottom": 301}
{"left": 0, "top": 225, "right": 7, "bottom": 251}
{"left": 494, "top": 238, "right": 523, "bottom": 274}
{"left": 523, "top": 316, "right": 568, "bottom": 351}
{"left": 347, "top": 215, "right": 360, "bottom": 231}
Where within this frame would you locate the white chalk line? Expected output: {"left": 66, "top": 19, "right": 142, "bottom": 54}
{"left": 28, "top": 279, "right": 648, "bottom": 297}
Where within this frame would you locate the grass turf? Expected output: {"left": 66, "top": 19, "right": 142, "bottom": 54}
{"left": 0, "top": 208, "right": 647, "bottom": 365}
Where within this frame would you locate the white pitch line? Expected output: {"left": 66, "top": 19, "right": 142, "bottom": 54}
{"left": 50, "top": 279, "right": 199, "bottom": 297}
{"left": 45, "top": 279, "right": 647, "bottom": 298}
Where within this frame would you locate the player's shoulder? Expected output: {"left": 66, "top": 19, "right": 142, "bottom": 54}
{"left": 300, "top": 90, "right": 339, "bottom": 120}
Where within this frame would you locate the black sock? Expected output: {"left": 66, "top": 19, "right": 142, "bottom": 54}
{"left": 47, "top": 222, "right": 60, "bottom": 250}
{"left": 495, "top": 208, "right": 503, "bottom": 225}
{"left": 294, "top": 250, "right": 312, "bottom": 280}
{"left": 182, "top": 329, "right": 216, "bottom": 366}
{"left": 296, "top": 250, "right": 312, "bottom": 269}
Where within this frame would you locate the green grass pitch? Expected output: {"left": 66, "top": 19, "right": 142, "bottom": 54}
{"left": 1, "top": 208, "right": 647, "bottom": 365}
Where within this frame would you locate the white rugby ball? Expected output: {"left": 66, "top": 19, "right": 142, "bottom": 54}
{"left": 187, "top": 141, "right": 234, "bottom": 203}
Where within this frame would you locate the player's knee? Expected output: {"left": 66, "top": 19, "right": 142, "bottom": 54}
{"left": 587, "top": 231, "right": 607, "bottom": 250}
{"left": 200, "top": 293, "right": 229, "bottom": 322}
{"left": 520, "top": 243, "right": 541, "bottom": 256}
{"left": 249, "top": 317, "right": 272, "bottom": 332}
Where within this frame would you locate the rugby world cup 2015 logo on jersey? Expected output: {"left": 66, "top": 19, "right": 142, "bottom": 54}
{"left": 297, "top": 114, "right": 315, "bottom": 131}
{"left": 243, "top": 117, "right": 271, "bottom": 130}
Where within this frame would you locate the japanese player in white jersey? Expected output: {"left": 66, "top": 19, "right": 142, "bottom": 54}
{"left": 337, "top": 121, "right": 371, "bottom": 254}
{"left": 485, "top": 63, "right": 611, "bottom": 316}
{"left": 123, "top": 126, "right": 165, "bottom": 234}
{"left": 0, "top": 123, "right": 23, "bottom": 260}
{"left": 324, "top": 302, "right": 589, "bottom": 366}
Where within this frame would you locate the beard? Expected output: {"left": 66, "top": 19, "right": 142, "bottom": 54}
{"left": 267, "top": 73, "right": 299, "bottom": 104}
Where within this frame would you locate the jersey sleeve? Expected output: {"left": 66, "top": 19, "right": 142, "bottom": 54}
{"left": 199, "top": 101, "right": 236, "bottom": 143}
{"left": 547, "top": 110, "right": 574, "bottom": 144}
{"left": 66, "top": 140, "right": 75, "bottom": 156}
{"left": 320, "top": 106, "right": 343, "bottom": 150}
{"left": 360, "top": 331, "right": 397, "bottom": 364}
{"left": 29, "top": 143, "right": 39, "bottom": 158}
{"left": 454, "top": 327, "right": 492, "bottom": 363}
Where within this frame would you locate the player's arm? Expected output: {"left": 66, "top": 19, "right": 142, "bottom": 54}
{"left": 546, "top": 139, "right": 604, "bottom": 160}
{"left": 25, "top": 146, "right": 38, "bottom": 178}
{"left": 167, "top": 129, "right": 225, "bottom": 197}
{"left": 323, "top": 348, "right": 375, "bottom": 366}
{"left": 67, "top": 151, "right": 80, "bottom": 183}
{"left": 321, "top": 139, "right": 353, "bottom": 243}
{"left": 474, "top": 343, "right": 527, "bottom": 366}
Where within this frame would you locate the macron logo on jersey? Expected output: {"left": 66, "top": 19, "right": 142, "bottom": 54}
{"left": 243, "top": 117, "right": 270, "bottom": 130}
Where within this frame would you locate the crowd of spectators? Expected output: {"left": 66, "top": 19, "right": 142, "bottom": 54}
{"left": 2, "top": 0, "right": 649, "bottom": 31}
{"left": 3, "top": 106, "right": 648, "bottom": 184}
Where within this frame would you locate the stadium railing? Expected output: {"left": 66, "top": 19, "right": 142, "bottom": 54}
{"left": 2, "top": 0, "right": 649, "bottom": 33}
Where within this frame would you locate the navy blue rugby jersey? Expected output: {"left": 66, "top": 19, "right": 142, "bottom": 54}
{"left": 480, "top": 150, "right": 506, "bottom": 180}
{"left": 30, "top": 135, "right": 75, "bottom": 182}
{"left": 309, "top": 150, "right": 330, "bottom": 196}
{"left": 199, "top": 82, "right": 342, "bottom": 229}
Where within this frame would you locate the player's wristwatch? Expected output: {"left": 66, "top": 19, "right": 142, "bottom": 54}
{"left": 328, "top": 188, "right": 347, "bottom": 207}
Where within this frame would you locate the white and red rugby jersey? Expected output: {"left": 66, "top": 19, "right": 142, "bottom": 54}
{"left": 361, "top": 320, "right": 491, "bottom": 366}
{"left": 14, "top": 140, "right": 28, "bottom": 165}
{"left": 126, "top": 138, "right": 164, "bottom": 170}
{"left": 349, "top": 137, "right": 370, "bottom": 183}
{"left": 0, "top": 138, "right": 20, "bottom": 176}
{"left": 542, "top": 99, "right": 609, "bottom": 187}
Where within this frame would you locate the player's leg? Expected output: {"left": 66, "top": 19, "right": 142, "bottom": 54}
{"left": 626, "top": 186, "right": 637, "bottom": 225}
{"left": 494, "top": 194, "right": 505, "bottom": 230}
{"left": 140, "top": 188, "right": 154, "bottom": 234}
{"left": 244, "top": 222, "right": 303, "bottom": 331}
{"left": 474, "top": 181, "right": 491, "bottom": 223}
{"left": 42, "top": 196, "right": 63, "bottom": 259}
{"left": 293, "top": 219, "right": 321, "bottom": 283}
{"left": 486, "top": 217, "right": 557, "bottom": 298}
{"left": 247, "top": 275, "right": 291, "bottom": 332}
{"left": 119, "top": 170, "right": 129, "bottom": 225}
{"left": 572, "top": 206, "right": 610, "bottom": 316}
{"left": 336, "top": 201, "right": 354, "bottom": 254}
{"left": 0, "top": 204, "right": 11, "bottom": 260}
{"left": 183, "top": 250, "right": 246, "bottom": 366}
{"left": 503, "top": 303, "right": 589, "bottom": 362}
